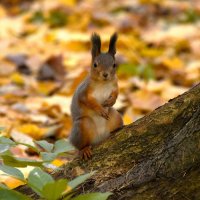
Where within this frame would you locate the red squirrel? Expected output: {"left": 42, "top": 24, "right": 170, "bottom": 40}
{"left": 69, "top": 33, "right": 123, "bottom": 159}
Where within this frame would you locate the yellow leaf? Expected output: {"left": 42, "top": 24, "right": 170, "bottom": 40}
{"left": 139, "top": 0, "right": 164, "bottom": 4}
{"left": 123, "top": 111, "right": 133, "bottom": 125}
{"left": 17, "top": 124, "right": 46, "bottom": 140}
{"left": 162, "top": 57, "right": 184, "bottom": 70}
{"left": 68, "top": 14, "right": 91, "bottom": 30}
{"left": 59, "top": 0, "right": 76, "bottom": 6}
{"left": 51, "top": 159, "right": 65, "bottom": 167}
{"left": 1, "top": 177, "right": 25, "bottom": 189}
{"left": 35, "top": 82, "right": 59, "bottom": 96}
{"left": 0, "top": 5, "right": 6, "bottom": 18}
{"left": 63, "top": 185, "right": 72, "bottom": 194}
{"left": 0, "top": 166, "right": 34, "bottom": 189}
{"left": 65, "top": 41, "right": 87, "bottom": 51}
{"left": 10, "top": 73, "right": 24, "bottom": 86}
{"left": 123, "top": 108, "right": 144, "bottom": 125}
{"left": 141, "top": 47, "right": 163, "bottom": 58}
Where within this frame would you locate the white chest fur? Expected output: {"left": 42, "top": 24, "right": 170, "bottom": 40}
{"left": 90, "top": 81, "right": 115, "bottom": 144}
{"left": 91, "top": 82, "right": 114, "bottom": 104}
{"left": 91, "top": 115, "right": 109, "bottom": 145}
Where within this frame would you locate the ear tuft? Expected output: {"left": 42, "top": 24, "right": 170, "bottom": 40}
{"left": 108, "top": 32, "right": 118, "bottom": 57}
{"left": 91, "top": 33, "right": 101, "bottom": 60}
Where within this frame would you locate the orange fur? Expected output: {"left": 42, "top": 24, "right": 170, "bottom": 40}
{"left": 79, "top": 85, "right": 109, "bottom": 120}
{"left": 103, "top": 89, "right": 118, "bottom": 107}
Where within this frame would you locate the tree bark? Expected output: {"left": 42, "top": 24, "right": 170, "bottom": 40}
{"left": 18, "top": 83, "right": 200, "bottom": 200}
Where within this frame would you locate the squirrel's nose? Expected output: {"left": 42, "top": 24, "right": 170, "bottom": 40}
{"left": 103, "top": 73, "right": 108, "bottom": 78}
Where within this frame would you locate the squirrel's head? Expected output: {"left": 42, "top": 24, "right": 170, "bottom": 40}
{"left": 90, "top": 33, "right": 117, "bottom": 81}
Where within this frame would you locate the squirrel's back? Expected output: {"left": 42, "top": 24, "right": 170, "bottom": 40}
{"left": 70, "top": 76, "right": 90, "bottom": 120}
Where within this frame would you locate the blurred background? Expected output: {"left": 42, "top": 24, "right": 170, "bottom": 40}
{"left": 0, "top": 0, "right": 199, "bottom": 187}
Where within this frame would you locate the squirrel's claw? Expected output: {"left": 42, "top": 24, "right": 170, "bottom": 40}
{"left": 80, "top": 146, "right": 92, "bottom": 160}
{"left": 102, "top": 96, "right": 116, "bottom": 107}
{"left": 100, "top": 109, "right": 109, "bottom": 120}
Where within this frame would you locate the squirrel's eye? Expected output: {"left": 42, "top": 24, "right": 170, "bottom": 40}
{"left": 93, "top": 63, "right": 97, "bottom": 68}
{"left": 113, "top": 63, "right": 116, "bottom": 68}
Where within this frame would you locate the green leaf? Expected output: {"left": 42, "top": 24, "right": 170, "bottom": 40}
{"left": 41, "top": 179, "right": 67, "bottom": 200}
{"left": 29, "top": 10, "right": 45, "bottom": 24}
{"left": 40, "top": 152, "right": 58, "bottom": 162}
{"left": 47, "top": 10, "right": 67, "bottom": 28}
{"left": 0, "top": 183, "right": 9, "bottom": 189}
{"left": 0, "top": 189, "right": 31, "bottom": 200}
{"left": 142, "top": 65, "right": 155, "bottom": 80}
{"left": 71, "top": 192, "right": 112, "bottom": 200}
{"left": 0, "top": 136, "right": 15, "bottom": 145}
{"left": 0, "top": 165, "right": 25, "bottom": 181}
{"left": 35, "top": 140, "right": 54, "bottom": 152}
{"left": 27, "top": 167, "right": 54, "bottom": 196}
{"left": 53, "top": 139, "right": 75, "bottom": 154}
{"left": 62, "top": 193, "right": 74, "bottom": 200}
{"left": 181, "top": 9, "right": 200, "bottom": 23}
{"left": 68, "top": 172, "right": 95, "bottom": 190}
{"left": 0, "top": 136, "right": 15, "bottom": 153}
{"left": 1, "top": 155, "right": 43, "bottom": 168}
{"left": 0, "top": 144, "right": 10, "bottom": 153}
{"left": 117, "top": 63, "right": 139, "bottom": 77}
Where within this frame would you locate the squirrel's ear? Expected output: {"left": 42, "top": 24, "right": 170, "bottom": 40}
{"left": 91, "top": 33, "right": 101, "bottom": 60}
{"left": 108, "top": 32, "right": 118, "bottom": 57}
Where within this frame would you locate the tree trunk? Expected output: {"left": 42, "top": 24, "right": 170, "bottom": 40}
{"left": 18, "top": 83, "right": 200, "bottom": 200}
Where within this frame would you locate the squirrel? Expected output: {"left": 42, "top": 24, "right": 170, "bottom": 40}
{"left": 69, "top": 32, "right": 123, "bottom": 159}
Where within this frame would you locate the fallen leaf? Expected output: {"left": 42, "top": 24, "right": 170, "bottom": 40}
{"left": 162, "top": 57, "right": 184, "bottom": 70}
{"left": 43, "top": 95, "right": 72, "bottom": 115}
{"left": 6, "top": 54, "right": 31, "bottom": 75}
{"left": 129, "top": 89, "right": 165, "bottom": 111}
{"left": 11, "top": 130, "right": 36, "bottom": 150}
{"left": 51, "top": 158, "right": 65, "bottom": 167}
{"left": 33, "top": 81, "right": 61, "bottom": 95}
{"left": 123, "top": 107, "right": 145, "bottom": 125}
{"left": 37, "top": 54, "right": 66, "bottom": 81}
{"left": 185, "top": 61, "right": 200, "bottom": 84}
{"left": 0, "top": 177, "right": 25, "bottom": 189}
{"left": 142, "top": 24, "right": 199, "bottom": 44}
{"left": 16, "top": 124, "right": 46, "bottom": 140}
{"left": 0, "top": 60, "right": 15, "bottom": 76}
{"left": 161, "top": 85, "right": 188, "bottom": 101}
{"left": 10, "top": 73, "right": 25, "bottom": 86}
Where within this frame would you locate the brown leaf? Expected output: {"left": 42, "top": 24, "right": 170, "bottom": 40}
{"left": 37, "top": 54, "right": 66, "bottom": 81}
{"left": 6, "top": 54, "right": 31, "bottom": 75}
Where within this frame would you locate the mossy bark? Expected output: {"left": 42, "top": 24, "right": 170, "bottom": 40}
{"left": 17, "top": 83, "right": 200, "bottom": 200}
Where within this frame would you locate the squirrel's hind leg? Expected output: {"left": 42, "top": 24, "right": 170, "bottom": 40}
{"left": 69, "top": 117, "right": 96, "bottom": 159}
{"left": 79, "top": 146, "right": 92, "bottom": 160}
{"left": 106, "top": 107, "right": 123, "bottom": 133}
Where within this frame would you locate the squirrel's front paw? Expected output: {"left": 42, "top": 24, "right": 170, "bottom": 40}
{"left": 99, "top": 109, "right": 109, "bottom": 120}
{"left": 103, "top": 97, "right": 115, "bottom": 107}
